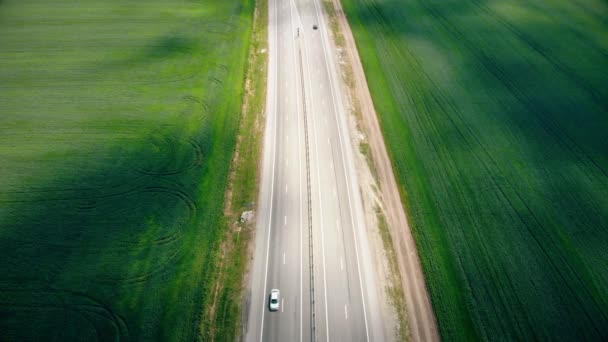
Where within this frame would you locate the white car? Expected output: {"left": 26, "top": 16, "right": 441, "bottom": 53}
{"left": 269, "top": 289, "right": 280, "bottom": 311}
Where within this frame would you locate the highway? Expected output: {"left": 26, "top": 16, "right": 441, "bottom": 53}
{"left": 244, "top": 0, "right": 386, "bottom": 340}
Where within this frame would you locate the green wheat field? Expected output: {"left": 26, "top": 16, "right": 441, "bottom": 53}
{"left": 341, "top": 0, "right": 608, "bottom": 339}
{"left": 0, "top": 0, "right": 253, "bottom": 340}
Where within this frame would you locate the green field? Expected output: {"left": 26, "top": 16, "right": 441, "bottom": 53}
{"left": 0, "top": 0, "right": 253, "bottom": 340}
{"left": 340, "top": 0, "right": 608, "bottom": 339}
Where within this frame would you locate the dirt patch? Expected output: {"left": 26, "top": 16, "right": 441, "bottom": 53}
{"left": 321, "top": 0, "right": 440, "bottom": 340}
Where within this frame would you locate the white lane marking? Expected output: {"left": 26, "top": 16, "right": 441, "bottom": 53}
{"left": 285, "top": 184, "right": 288, "bottom": 193}
{"left": 259, "top": 0, "right": 279, "bottom": 339}
{"left": 345, "top": 304, "right": 348, "bottom": 320}
{"left": 287, "top": 158, "right": 289, "bottom": 166}
{"left": 320, "top": 83, "right": 324, "bottom": 89}
{"left": 289, "top": 3, "right": 330, "bottom": 336}
{"left": 286, "top": 134, "right": 289, "bottom": 142}
{"left": 282, "top": 298, "right": 285, "bottom": 313}
{"left": 330, "top": 161, "right": 333, "bottom": 169}
{"left": 322, "top": 100, "right": 325, "bottom": 105}
{"left": 286, "top": 97, "right": 289, "bottom": 103}
{"left": 340, "top": 257, "right": 344, "bottom": 271}
{"left": 333, "top": 188, "right": 337, "bottom": 197}
{"left": 284, "top": 252, "right": 286, "bottom": 265}
{"left": 285, "top": 215, "right": 287, "bottom": 225}
{"left": 311, "top": 0, "right": 371, "bottom": 337}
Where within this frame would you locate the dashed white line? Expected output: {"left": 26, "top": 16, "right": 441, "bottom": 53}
{"left": 340, "top": 257, "right": 344, "bottom": 271}
{"left": 285, "top": 215, "right": 287, "bottom": 225}
{"left": 286, "top": 5, "right": 305, "bottom": 340}
{"left": 282, "top": 298, "right": 285, "bottom": 313}
{"left": 285, "top": 184, "right": 288, "bottom": 193}
{"left": 284, "top": 252, "right": 286, "bottom": 265}
{"left": 345, "top": 304, "right": 348, "bottom": 320}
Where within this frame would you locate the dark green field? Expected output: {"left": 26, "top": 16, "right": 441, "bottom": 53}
{"left": 341, "top": 0, "right": 608, "bottom": 339}
{"left": 0, "top": 0, "right": 252, "bottom": 340}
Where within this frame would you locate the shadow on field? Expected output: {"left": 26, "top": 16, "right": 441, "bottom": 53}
{"left": 0, "top": 123, "right": 221, "bottom": 341}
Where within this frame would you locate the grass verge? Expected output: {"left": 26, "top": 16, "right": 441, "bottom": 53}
{"left": 375, "top": 206, "right": 408, "bottom": 340}
{"left": 200, "top": 0, "right": 268, "bottom": 339}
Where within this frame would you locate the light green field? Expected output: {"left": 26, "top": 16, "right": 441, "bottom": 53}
{"left": 340, "top": 0, "right": 608, "bottom": 339}
{"left": 0, "top": 0, "right": 253, "bottom": 340}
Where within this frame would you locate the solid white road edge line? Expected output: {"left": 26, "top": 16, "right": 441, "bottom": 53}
{"left": 259, "top": 0, "right": 279, "bottom": 340}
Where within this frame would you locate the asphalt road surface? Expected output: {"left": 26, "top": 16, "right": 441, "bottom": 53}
{"left": 244, "top": 0, "right": 386, "bottom": 340}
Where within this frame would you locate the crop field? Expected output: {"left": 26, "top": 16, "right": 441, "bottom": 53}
{"left": 0, "top": 0, "right": 253, "bottom": 340}
{"left": 340, "top": 0, "right": 608, "bottom": 339}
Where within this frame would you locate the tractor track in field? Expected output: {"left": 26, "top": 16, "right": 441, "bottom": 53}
{"left": 0, "top": 287, "right": 130, "bottom": 341}
{"left": 95, "top": 247, "right": 184, "bottom": 286}
{"left": 136, "top": 138, "right": 204, "bottom": 176}
{"left": 0, "top": 183, "right": 188, "bottom": 204}
{"left": 395, "top": 0, "right": 608, "bottom": 333}
{"left": 353, "top": 0, "right": 607, "bottom": 336}
{"left": 471, "top": 0, "right": 607, "bottom": 103}
{"left": 421, "top": 1, "right": 608, "bottom": 189}
{"left": 1, "top": 129, "right": 206, "bottom": 196}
